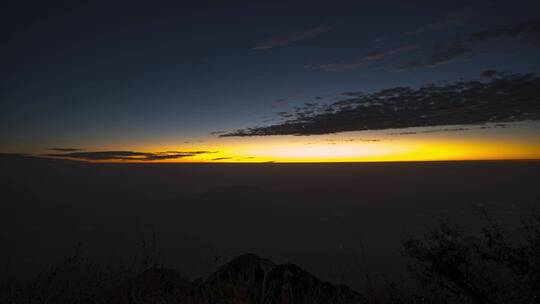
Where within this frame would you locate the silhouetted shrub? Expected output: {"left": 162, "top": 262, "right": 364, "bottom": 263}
{"left": 400, "top": 211, "right": 540, "bottom": 303}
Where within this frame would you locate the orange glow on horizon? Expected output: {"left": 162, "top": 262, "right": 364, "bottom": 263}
{"left": 35, "top": 123, "right": 540, "bottom": 163}
{"left": 49, "top": 138, "right": 540, "bottom": 163}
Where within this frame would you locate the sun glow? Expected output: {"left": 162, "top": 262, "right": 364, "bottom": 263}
{"left": 236, "top": 142, "right": 403, "bottom": 162}
{"left": 41, "top": 123, "right": 540, "bottom": 163}
{"left": 220, "top": 140, "right": 539, "bottom": 162}
{"left": 110, "top": 138, "right": 539, "bottom": 163}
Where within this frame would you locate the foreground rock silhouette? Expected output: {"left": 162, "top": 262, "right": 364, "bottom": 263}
{"left": 3, "top": 212, "right": 539, "bottom": 303}
{"left": 109, "top": 254, "right": 366, "bottom": 304}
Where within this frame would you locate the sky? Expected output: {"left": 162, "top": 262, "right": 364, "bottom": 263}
{"left": 1, "top": 0, "right": 540, "bottom": 162}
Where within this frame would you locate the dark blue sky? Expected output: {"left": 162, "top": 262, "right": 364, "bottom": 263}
{"left": 1, "top": 0, "right": 540, "bottom": 159}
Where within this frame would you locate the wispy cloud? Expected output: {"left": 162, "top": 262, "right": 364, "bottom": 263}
{"left": 212, "top": 157, "right": 232, "bottom": 161}
{"left": 49, "top": 148, "right": 83, "bottom": 152}
{"left": 43, "top": 150, "right": 215, "bottom": 161}
{"left": 397, "top": 20, "right": 540, "bottom": 70}
{"left": 220, "top": 72, "right": 540, "bottom": 136}
{"left": 307, "top": 20, "right": 540, "bottom": 73}
{"left": 252, "top": 25, "right": 331, "bottom": 50}
{"left": 396, "top": 40, "right": 471, "bottom": 70}
{"left": 210, "top": 130, "right": 227, "bottom": 136}
{"left": 307, "top": 45, "right": 417, "bottom": 72}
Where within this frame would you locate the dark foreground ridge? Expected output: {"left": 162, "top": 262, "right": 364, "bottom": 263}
{"left": 2, "top": 212, "right": 540, "bottom": 303}
{"left": 105, "top": 254, "right": 365, "bottom": 304}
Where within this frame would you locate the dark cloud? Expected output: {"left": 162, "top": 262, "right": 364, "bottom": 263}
{"left": 388, "top": 131, "right": 418, "bottom": 136}
{"left": 340, "top": 92, "right": 365, "bottom": 97}
{"left": 220, "top": 73, "right": 540, "bottom": 137}
{"left": 388, "top": 127, "right": 471, "bottom": 135}
{"left": 318, "top": 138, "right": 383, "bottom": 144}
{"left": 49, "top": 148, "right": 83, "bottom": 152}
{"left": 308, "top": 45, "right": 417, "bottom": 72}
{"left": 420, "top": 127, "right": 470, "bottom": 134}
{"left": 387, "top": 124, "right": 511, "bottom": 135}
{"left": 210, "top": 131, "right": 227, "bottom": 136}
{"left": 276, "top": 111, "right": 294, "bottom": 119}
{"left": 481, "top": 69, "right": 499, "bottom": 78}
{"left": 398, "top": 20, "right": 540, "bottom": 70}
{"left": 212, "top": 157, "right": 232, "bottom": 161}
{"left": 252, "top": 25, "right": 331, "bottom": 50}
{"left": 43, "top": 150, "right": 214, "bottom": 161}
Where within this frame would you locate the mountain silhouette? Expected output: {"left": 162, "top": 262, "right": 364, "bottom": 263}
{"left": 103, "top": 253, "right": 366, "bottom": 304}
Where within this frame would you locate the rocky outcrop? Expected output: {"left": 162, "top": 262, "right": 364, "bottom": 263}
{"left": 202, "top": 254, "right": 366, "bottom": 304}
{"left": 103, "top": 254, "right": 366, "bottom": 304}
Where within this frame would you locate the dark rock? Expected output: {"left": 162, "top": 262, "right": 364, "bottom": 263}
{"left": 203, "top": 253, "right": 366, "bottom": 304}
{"left": 98, "top": 254, "right": 366, "bottom": 303}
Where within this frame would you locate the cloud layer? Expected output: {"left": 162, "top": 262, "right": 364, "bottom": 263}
{"left": 43, "top": 150, "right": 214, "bottom": 161}
{"left": 221, "top": 72, "right": 540, "bottom": 137}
